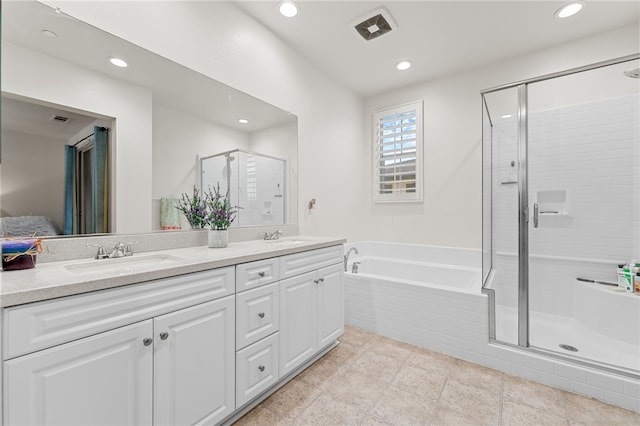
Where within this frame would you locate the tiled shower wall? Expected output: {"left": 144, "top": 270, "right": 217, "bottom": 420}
{"left": 491, "top": 93, "right": 640, "bottom": 310}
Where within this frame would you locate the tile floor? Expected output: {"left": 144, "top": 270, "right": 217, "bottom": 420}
{"left": 235, "top": 325, "right": 640, "bottom": 426}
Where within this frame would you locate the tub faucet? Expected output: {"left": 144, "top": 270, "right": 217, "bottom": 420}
{"left": 344, "top": 247, "right": 359, "bottom": 272}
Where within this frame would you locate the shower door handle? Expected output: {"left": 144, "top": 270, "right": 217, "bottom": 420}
{"left": 533, "top": 203, "right": 539, "bottom": 228}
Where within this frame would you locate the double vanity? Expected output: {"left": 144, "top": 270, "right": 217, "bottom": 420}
{"left": 0, "top": 236, "right": 345, "bottom": 425}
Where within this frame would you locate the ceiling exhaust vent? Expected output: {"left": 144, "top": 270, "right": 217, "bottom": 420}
{"left": 352, "top": 7, "right": 397, "bottom": 41}
{"left": 50, "top": 114, "right": 70, "bottom": 124}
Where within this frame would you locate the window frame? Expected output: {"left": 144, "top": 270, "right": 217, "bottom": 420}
{"left": 372, "top": 100, "right": 423, "bottom": 203}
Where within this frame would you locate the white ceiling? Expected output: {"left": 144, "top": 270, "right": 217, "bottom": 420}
{"left": 236, "top": 1, "right": 640, "bottom": 97}
{"left": 2, "top": 1, "right": 295, "bottom": 135}
{"left": 2, "top": 96, "right": 99, "bottom": 140}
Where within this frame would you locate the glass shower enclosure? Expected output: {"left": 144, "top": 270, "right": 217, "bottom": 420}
{"left": 200, "top": 149, "right": 286, "bottom": 227}
{"left": 482, "top": 54, "right": 640, "bottom": 376}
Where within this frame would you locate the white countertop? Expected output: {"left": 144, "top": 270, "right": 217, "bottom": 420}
{"left": 0, "top": 236, "right": 345, "bottom": 308}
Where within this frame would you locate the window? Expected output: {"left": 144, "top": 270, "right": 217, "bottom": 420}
{"left": 373, "top": 100, "right": 423, "bottom": 203}
{"left": 246, "top": 154, "right": 257, "bottom": 201}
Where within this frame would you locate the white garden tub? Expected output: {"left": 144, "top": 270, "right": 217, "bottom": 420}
{"left": 344, "top": 242, "right": 486, "bottom": 357}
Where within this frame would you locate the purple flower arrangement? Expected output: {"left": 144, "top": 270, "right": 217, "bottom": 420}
{"left": 176, "top": 186, "right": 207, "bottom": 229}
{"left": 204, "top": 184, "right": 238, "bottom": 230}
{"left": 176, "top": 184, "right": 237, "bottom": 230}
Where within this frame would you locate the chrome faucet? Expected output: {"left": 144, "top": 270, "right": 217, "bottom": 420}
{"left": 89, "top": 244, "right": 109, "bottom": 260}
{"left": 88, "top": 242, "right": 134, "bottom": 260}
{"left": 344, "top": 247, "right": 359, "bottom": 271}
{"left": 264, "top": 230, "right": 282, "bottom": 240}
{"left": 108, "top": 242, "right": 133, "bottom": 258}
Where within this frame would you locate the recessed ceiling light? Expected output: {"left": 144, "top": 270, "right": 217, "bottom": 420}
{"left": 109, "top": 57, "right": 128, "bottom": 68}
{"left": 555, "top": 2, "right": 584, "bottom": 18}
{"left": 501, "top": 114, "right": 513, "bottom": 119}
{"left": 279, "top": 1, "right": 298, "bottom": 18}
{"left": 396, "top": 60, "right": 411, "bottom": 71}
{"left": 238, "top": 118, "right": 249, "bottom": 124}
{"left": 42, "top": 29, "right": 57, "bottom": 38}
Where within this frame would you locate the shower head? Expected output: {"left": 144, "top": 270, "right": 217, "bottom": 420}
{"left": 623, "top": 67, "right": 640, "bottom": 79}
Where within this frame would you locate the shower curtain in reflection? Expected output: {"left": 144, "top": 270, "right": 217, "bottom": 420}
{"left": 91, "top": 127, "right": 108, "bottom": 233}
{"left": 63, "top": 145, "right": 77, "bottom": 235}
{"left": 63, "top": 126, "right": 109, "bottom": 234}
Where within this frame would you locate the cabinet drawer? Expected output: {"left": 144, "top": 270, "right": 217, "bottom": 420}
{"left": 3, "top": 267, "right": 235, "bottom": 360}
{"left": 236, "top": 283, "right": 279, "bottom": 349}
{"left": 236, "top": 332, "right": 279, "bottom": 408}
{"left": 280, "top": 245, "right": 343, "bottom": 279}
{"left": 236, "top": 257, "right": 280, "bottom": 292}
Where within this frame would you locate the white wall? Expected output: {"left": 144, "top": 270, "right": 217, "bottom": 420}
{"left": 42, "top": 0, "right": 365, "bottom": 242}
{"left": 0, "top": 128, "right": 65, "bottom": 230}
{"left": 364, "top": 24, "right": 639, "bottom": 249}
{"left": 2, "top": 41, "right": 153, "bottom": 234}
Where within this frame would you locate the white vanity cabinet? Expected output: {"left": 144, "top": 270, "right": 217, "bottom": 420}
{"left": 235, "top": 261, "right": 281, "bottom": 408}
{"left": 1, "top": 241, "right": 345, "bottom": 426}
{"left": 2, "top": 267, "right": 236, "bottom": 426}
{"left": 4, "top": 320, "right": 154, "bottom": 426}
{"left": 279, "top": 247, "right": 344, "bottom": 377}
{"left": 234, "top": 245, "right": 344, "bottom": 407}
{"left": 153, "top": 295, "right": 235, "bottom": 425}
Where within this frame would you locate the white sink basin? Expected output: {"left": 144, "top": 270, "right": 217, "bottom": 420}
{"left": 264, "top": 238, "right": 311, "bottom": 246}
{"left": 268, "top": 239, "right": 307, "bottom": 244}
{"left": 65, "top": 254, "right": 185, "bottom": 275}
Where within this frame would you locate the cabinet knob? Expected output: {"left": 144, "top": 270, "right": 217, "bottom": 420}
{"left": 258, "top": 312, "right": 265, "bottom": 318}
{"left": 160, "top": 332, "right": 169, "bottom": 340}
{"left": 258, "top": 365, "right": 265, "bottom": 372}
{"left": 143, "top": 337, "right": 153, "bottom": 346}
{"left": 313, "top": 279, "right": 319, "bottom": 284}
{"left": 319, "top": 277, "right": 325, "bottom": 283}
{"left": 258, "top": 272, "right": 266, "bottom": 278}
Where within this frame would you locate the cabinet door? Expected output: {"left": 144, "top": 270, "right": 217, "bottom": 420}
{"left": 4, "top": 320, "right": 153, "bottom": 426}
{"left": 154, "top": 295, "right": 235, "bottom": 426}
{"left": 279, "top": 271, "right": 317, "bottom": 377}
{"left": 317, "top": 264, "right": 345, "bottom": 348}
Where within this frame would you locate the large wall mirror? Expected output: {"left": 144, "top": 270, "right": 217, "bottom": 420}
{"left": 1, "top": 0, "right": 298, "bottom": 238}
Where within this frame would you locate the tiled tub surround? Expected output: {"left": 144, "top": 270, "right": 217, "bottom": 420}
{"left": 0, "top": 236, "right": 345, "bottom": 425}
{"left": 344, "top": 242, "right": 640, "bottom": 413}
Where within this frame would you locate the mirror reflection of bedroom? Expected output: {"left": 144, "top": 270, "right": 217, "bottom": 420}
{"left": 0, "top": 95, "right": 113, "bottom": 237}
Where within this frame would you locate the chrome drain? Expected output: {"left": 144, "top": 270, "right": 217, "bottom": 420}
{"left": 559, "top": 344, "right": 578, "bottom": 352}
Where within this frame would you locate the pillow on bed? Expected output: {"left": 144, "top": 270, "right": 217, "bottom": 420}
{"left": 0, "top": 216, "right": 61, "bottom": 237}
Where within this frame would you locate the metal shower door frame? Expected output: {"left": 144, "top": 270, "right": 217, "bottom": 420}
{"left": 481, "top": 53, "right": 640, "bottom": 351}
